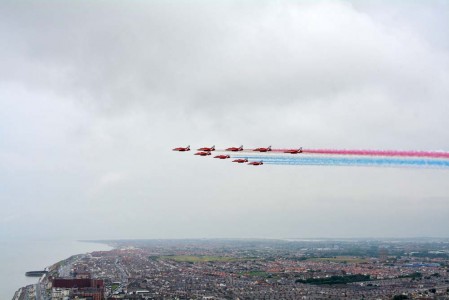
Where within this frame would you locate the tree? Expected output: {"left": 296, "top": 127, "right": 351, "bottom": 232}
{"left": 392, "top": 295, "right": 409, "bottom": 300}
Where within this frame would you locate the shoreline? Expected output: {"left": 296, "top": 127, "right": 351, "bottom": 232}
{"left": 8, "top": 240, "right": 113, "bottom": 300}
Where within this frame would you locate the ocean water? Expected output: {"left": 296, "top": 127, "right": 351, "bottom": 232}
{"left": 0, "top": 239, "right": 112, "bottom": 299}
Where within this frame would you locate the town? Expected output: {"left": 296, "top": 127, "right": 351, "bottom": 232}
{"left": 12, "top": 238, "right": 449, "bottom": 299}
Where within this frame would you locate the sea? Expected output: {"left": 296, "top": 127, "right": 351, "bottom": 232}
{"left": 0, "top": 239, "right": 112, "bottom": 300}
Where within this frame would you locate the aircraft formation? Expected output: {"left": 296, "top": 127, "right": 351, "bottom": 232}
{"left": 172, "top": 145, "right": 275, "bottom": 166}
{"left": 173, "top": 145, "right": 449, "bottom": 169}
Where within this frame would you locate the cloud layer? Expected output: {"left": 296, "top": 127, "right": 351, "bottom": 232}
{"left": 1, "top": 0, "right": 449, "bottom": 239}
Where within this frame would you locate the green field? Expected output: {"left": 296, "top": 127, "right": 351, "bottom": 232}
{"left": 111, "top": 284, "right": 119, "bottom": 292}
{"left": 312, "top": 256, "right": 368, "bottom": 263}
{"left": 245, "top": 271, "right": 270, "bottom": 277}
{"left": 155, "top": 255, "right": 240, "bottom": 263}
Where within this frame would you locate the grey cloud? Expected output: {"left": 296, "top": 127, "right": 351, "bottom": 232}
{"left": 3, "top": 1, "right": 448, "bottom": 112}
{"left": 1, "top": 1, "right": 449, "bottom": 239}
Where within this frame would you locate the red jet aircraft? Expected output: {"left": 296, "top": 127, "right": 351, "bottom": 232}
{"left": 283, "top": 147, "right": 303, "bottom": 154}
{"left": 172, "top": 145, "right": 190, "bottom": 151}
{"left": 214, "top": 154, "right": 230, "bottom": 159}
{"left": 252, "top": 146, "right": 271, "bottom": 152}
{"left": 248, "top": 160, "right": 263, "bottom": 166}
{"left": 226, "top": 145, "right": 243, "bottom": 152}
{"left": 232, "top": 158, "right": 248, "bottom": 163}
{"left": 198, "top": 145, "right": 215, "bottom": 151}
{"left": 194, "top": 151, "right": 211, "bottom": 156}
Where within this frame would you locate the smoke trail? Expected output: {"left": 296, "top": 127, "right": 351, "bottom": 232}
{"left": 233, "top": 155, "right": 449, "bottom": 168}
{"left": 272, "top": 149, "right": 449, "bottom": 159}
{"left": 216, "top": 148, "right": 449, "bottom": 159}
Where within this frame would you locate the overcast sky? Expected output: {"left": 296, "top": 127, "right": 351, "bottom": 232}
{"left": 1, "top": 0, "right": 449, "bottom": 240}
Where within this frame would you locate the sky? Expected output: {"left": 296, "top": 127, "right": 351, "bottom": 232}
{"left": 1, "top": 0, "right": 449, "bottom": 240}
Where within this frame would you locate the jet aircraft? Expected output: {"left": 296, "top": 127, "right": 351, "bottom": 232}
{"left": 253, "top": 146, "right": 271, "bottom": 152}
{"left": 194, "top": 151, "right": 211, "bottom": 156}
{"left": 226, "top": 145, "right": 244, "bottom": 152}
{"left": 172, "top": 145, "right": 190, "bottom": 151}
{"left": 248, "top": 160, "right": 263, "bottom": 166}
{"left": 283, "top": 147, "right": 303, "bottom": 154}
{"left": 198, "top": 145, "right": 215, "bottom": 151}
{"left": 232, "top": 158, "right": 248, "bottom": 163}
{"left": 214, "top": 155, "right": 231, "bottom": 159}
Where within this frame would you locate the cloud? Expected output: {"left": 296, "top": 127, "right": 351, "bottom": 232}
{"left": 1, "top": 0, "right": 449, "bottom": 239}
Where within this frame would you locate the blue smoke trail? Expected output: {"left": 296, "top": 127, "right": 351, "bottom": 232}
{"left": 233, "top": 155, "right": 449, "bottom": 168}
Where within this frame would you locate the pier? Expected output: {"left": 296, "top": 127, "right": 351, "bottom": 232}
{"left": 25, "top": 271, "right": 47, "bottom": 277}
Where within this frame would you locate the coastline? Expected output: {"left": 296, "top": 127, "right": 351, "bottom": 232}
{"left": 12, "top": 253, "right": 81, "bottom": 300}
{"left": 3, "top": 240, "right": 112, "bottom": 300}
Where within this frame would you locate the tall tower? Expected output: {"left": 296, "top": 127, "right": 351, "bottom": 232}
{"left": 379, "top": 248, "right": 388, "bottom": 261}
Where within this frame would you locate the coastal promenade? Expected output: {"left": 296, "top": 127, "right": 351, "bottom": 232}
{"left": 12, "top": 254, "right": 85, "bottom": 300}
{"left": 4, "top": 240, "right": 112, "bottom": 299}
{"left": 12, "top": 282, "right": 46, "bottom": 300}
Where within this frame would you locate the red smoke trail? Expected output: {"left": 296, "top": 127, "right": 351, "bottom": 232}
{"left": 272, "top": 149, "right": 449, "bottom": 159}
